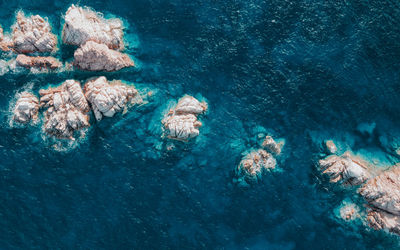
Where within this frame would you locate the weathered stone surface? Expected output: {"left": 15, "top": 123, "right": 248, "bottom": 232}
{"left": 235, "top": 149, "right": 276, "bottom": 185}
{"left": 319, "top": 152, "right": 371, "bottom": 186}
{"left": 366, "top": 208, "right": 400, "bottom": 234}
{"left": 84, "top": 76, "right": 139, "bottom": 121}
{"left": 62, "top": 4, "right": 124, "bottom": 50}
{"left": 338, "top": 202, "right": 360, "bottom": 221}
{"left": 13, "top": 92, "right": 39, "bottom": 124}
{"left": 162, "top": 95, "right": 207, "bottom": 141}
{"left": 262, "top": 135, "right": 283, "bottom": 155}
{"left": 359, "top": 165, "right": 400, "bottom": 215}
{"left": 73, "top": 41, "right": 134, "bottom": 72}
{"left": 325, "top": 140, "right": 337, "bottom": 154}
{"left": 16, "top": 54, "right": 61, "bottom": 69}
{"left": 11, "top": 11, "right": 57, "bottom": 53}
{"left": 39, "top": 80, "right": 90, "bottom": 139}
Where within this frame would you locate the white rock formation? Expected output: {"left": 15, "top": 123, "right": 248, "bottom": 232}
{"left": 11, "top": 11, "right": 57, "bottom": 53}
{"left": 84, "top": 76, "right": 139, "bottom": 121}
{"left": 13, "top": 92, "right": 39, "bottom": 124}
{"left": 338, "top": 202, "right": 360, "bottom": 221}
{"left": 319, "top": 152, "right": 371, "bottom": 186}
{"left": 235, "top": 149, "right": 276, "bottom": 185}
{"left": 366, "top": 208, "right": 400, "bottom": 234}
{"left": 325, "top": 140, "right": 337, "bottom": 154}
{"left": 162, "top": 95, "right": 207, "bottom": 141}
{"left": 62, "top": 4, "right": 124, "bottom": 50}
{"left": 39, "top": 80, "right": 90, "bottom": 139}
{"left": 73, "top": 41, "right": 134, "bottom": 72}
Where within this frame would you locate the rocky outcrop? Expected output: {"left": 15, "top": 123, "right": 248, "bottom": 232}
{"left": 11, "top": 11, "right": 57, "bottom": 53}
{"left": 162, "top": 95, "right": 207, "bottom": 141}
{"left": 235, "top": 149, "right": 276, "bottom": 185}
{"left": 16, "top": 54, "right": 61, "bottom": 70}
{"left": 13, "top": 92, "right": 39, "bottom": 124}
{"left": 339, "top": 202, "right": 360, "bottom": 221}
{"left": 84, "top": 76, "right": 139, "bottom": 121}
{"left": 73, "top": 41, "right": 134, "bottom": 72}
{"left": 366, "top": 208, "right": 400, "bottom": 234}
{"left": 262, "top": 135, "right": 283, "bottom": 155}
{"left": 39, "top": 80, "right": 90, "bottom": 139}
{"left": 319, "top": 152, "right": 371, "bottom": 186}
{"left": 325, "top": 140, "right": 337, "bottom": 154}
{"left": 62, "top": 4, "right": 124, "bottom": 50}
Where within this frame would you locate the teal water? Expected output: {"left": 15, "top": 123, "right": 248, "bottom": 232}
{"left": 1, "top": 0, "right": 400, "bottom": 249}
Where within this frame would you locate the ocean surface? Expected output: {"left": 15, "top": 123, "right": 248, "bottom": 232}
{"left": 1, "top": 0, "right": 400, "bottom": 249}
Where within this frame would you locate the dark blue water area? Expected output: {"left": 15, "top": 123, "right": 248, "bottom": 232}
{"left": 1, "top": 0, "right": 400, "bottom": 249}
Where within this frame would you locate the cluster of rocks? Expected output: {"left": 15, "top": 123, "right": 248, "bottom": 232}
{"left": 318, "top": 140, "right": 400, "bottom": 235}
{"left": 0, "top": 5, "right": 134, "bottom": 72}
{"left": 162, "top": 95, "right": 207, "bottom": 141}
{"left": 234, "top": 135, "right": 284, "bottom": 186}
{"left": 12, "top": 77, "right": 141, "bottom": 140}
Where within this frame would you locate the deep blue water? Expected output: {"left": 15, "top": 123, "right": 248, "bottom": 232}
{"left": 2, "top": 0, "right": 400, "bottom": 249}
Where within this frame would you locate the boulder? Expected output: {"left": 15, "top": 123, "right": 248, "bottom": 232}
{"left": 62, "top": 4, "right": 124, "bottom": 50}
{"left": 73, "top": 41, "right": 134, "bottom": 72}
{"left": 162, "top": 95, "right": 207, "bottom": 141}
{"left": 262, "top": 135, "right": 283, "bottom": 155}
{"left": 16, "top": 54, "right": 61, "bottom": 70}
{"left": 84, "top": 76, "right": 139, "bottom": 121}
{"left": 39, "top": 80, "right": 90, "bottom": 139}
{"left": 13, "top": 92, "right": 39, "bottom": 124}
{"left": 11, "top": 11, "right": 57, "bottom": 53}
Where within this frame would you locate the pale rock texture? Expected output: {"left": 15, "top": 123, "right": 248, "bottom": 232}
{"left": 325, "top": 140, "right": 337, "bottom": 154}
{"left": 62, "top": 4, "right": 124, "bottom": 50}
{"left": 262, "top": 135, "right": 283, "bottom": 155}
{"left": 339, "top": 203, "right": 360, "bottom": 221}
{"left": 162, "top": 95, "right": 207, "bottom": 141}
{"left": 13, "top": 92, "right": 39, "bottom": 124}
{"left": 235, "top": 149, "right": 276, "bottom": 185}
{"left": 11, "top": 11, "right": 57, "bottom": 53}
{"left": 366, "top": 208, "right": 400, "bottom": 234}
{"left": 319, "top": 152, "right": 371, "bottom": 186}
{"left": 16, "top": 54, "right": 61, "bottom": 69}
{"left": 359, "top": 165, "right": 400, "bottom": 215}
{"left": 73, "top": 41, "right": 134, "bottom": 71}
{"left": 84, "top": 76, "right": 139, "bottom": 121}
{"left": 39, "top": 80, "right": 90, "bottom": 139}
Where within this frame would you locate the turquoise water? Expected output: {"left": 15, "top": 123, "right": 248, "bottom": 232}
{"left": 1, "top": 0, "right": 400, "bottom": 248}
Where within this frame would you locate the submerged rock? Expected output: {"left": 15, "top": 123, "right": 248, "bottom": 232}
{"left": 84, "top": 76, "right": 140, "bottom": 121}
{"left": 13, "top": 92, "right": 39, "bottom": 124}
{"left": 39, "top": 80, "right": 90, "bottom": 139}
{"left": 338, "top": 202, "right": 361, "bottom": 221}
{"left": 319, "top": 152, "right": 371, "bottom": 186}
{"left": 10, "top": 11, "right": 57, "bottom": 53}
{"left": 16, "top": 54, "right": 61, "bottom": 70}
{"left": 325, "top": 140, "right": 337, "bottom": 154}
{"left": 62, "top": 4, "right": 124, "bottom": 50}
{"left": 73, "top": 41, "right": 134, "bottom": 72}
{"left": 162, "top": 95, "right": 207, "bottom": 141}
{"left": 235, "top": 149, "right": 276, "bottom": 185}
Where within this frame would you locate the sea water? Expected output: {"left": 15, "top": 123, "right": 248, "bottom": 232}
{"left": 1, "top": 0, "right": 400, "bottom": 249}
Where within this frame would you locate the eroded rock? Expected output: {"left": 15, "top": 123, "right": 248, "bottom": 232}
{"left": 262, "top": 135, "right": 283, "bottom": 155}
{"left": 338, "top": 202, "right": 360, "bottom": 221}
{"left": 84, "top": 76, "right": 139, "bottom": 121}
{"left": 366, "top": 208, "right": 400, "bottom": 234}
{"left": 319, "top": 152, "right": 371, "bottom": 186}
{"left": 325, "top": 140, "right": 337, "bottom": 154}
{"left": 11, "top": 11, "right": 57, "bottom": 53}
{"left": 39, "top": 80, "right": 90, "bottom": 139}
{"left": 13, "top": 92, "right": 39, "bottom": 124}
{"left": 235, "top": 149, "right": 276, "bottom": 185}
{"left": 162, "top": 95, "right": 207, "bottom": 141}
{"left": 16, "top": 54, "right": 61, "bottom": 70}
{"left": 73, "top": 41, "right": 134, "bottom": 72}
{"left": 62, "top": 4, "right": 124, "bottom": 50}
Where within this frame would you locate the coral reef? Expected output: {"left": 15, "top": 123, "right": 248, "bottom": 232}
{"left": 73, "top": 41, "right": 134, "bottom": 71}
{"left": 62, "top": 4, "right": 124, "bottom": 50}
{"left": 84, "top": 76, "right": 140, "bottom": 121}
{"left": 162, "top": 95, "right": 207, "bottom": 141}
{"left": 16, "top": 54, "right": 61, "bottom": 70}
{"left": 39, "top": 80, "right": 90, "bottom": 139}
{"left": 13, "top": 92, "right": 39, "bottom": 124}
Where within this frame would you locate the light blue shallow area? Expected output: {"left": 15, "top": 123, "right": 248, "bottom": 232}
{"left": 1, "top": 0, "right": 400, "bottom": 249}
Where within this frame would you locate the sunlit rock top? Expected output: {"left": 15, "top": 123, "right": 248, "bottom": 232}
{"left": 13, "top": 92, "right": 39, "bottom": 124}
{"left": 84, "top": 76, "right": 140, "bottom": 121}
{"left": 63, "top": 4, "right": 124, "bottom": 50}
{"left": 162, "top": 95, "right": 207, "bottom": 141}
